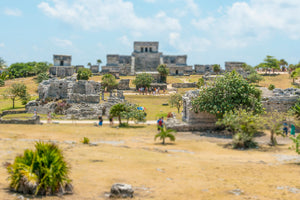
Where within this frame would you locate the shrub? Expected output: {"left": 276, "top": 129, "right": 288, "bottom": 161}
{"left": 6, "top": 142, "right": 72, "bottom": 195}
{"left": 155, "top": 127, "right": 176, "bottom": 145}
{"left": 0, "top": 79, "right": 4, "bottom": 87}
{"left": 233, "top": 132, "right": 258, "bottom": 149}
{"left": 268, "top": 84, "right": 275, "bottom": 90}
{"left": 196, "top": 78, "right": 204, "bottom": 88}
{"left": 36, "top": 72, "right": 49, "bottom": 83}
{"left": 82, "top": 137, "right": 90, "bottom": 144}
{"left": 101, "top": 74, "right": 118, "bottom": 91}
{"left": 169, "top": 93, "right": 183, "bottom": 113}
{"left": 77, "top": 68, "right": 92, "bottom": 80}
{"left": 290, "top": 134, "right": 300, "bottom": 155}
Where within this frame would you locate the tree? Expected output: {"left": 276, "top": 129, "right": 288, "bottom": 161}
{"left": 262, "top": 55, "right": 280, "bottom": 73}
{"left": 101, "top": 74, "right": 118, "bottom": 91}
{"left": 155, "top": 127, "right": 176, "bottom": 145}
{"left": 87, "top": 62, "right": 92, "bottom": 67}
{"left": 109, "top": 103, "right": 147, "bottom": 126}
{"left": 290, "top": 134, "right": 300, "bottom": 155}
{"left": 0, "top": 57, "right": 6, "bottom": 69}
{"left": 279, "top": 59, "right": 288, "bottom": 71}
{"left": 247, "top": 72, "right": 263, "bottom": 84}
{"left": 77, "top": 68, "right": 92, "bottom": 80}
{"left": 192, "top": 71, "right": 263, "bottom": 118}
{"left": 132, "top": 73, "right": 154, "bottom": 89}
{"left": 169, "top": 93, "right": 183, "bottom": 113}
{"left": 263, "top": 111, "right": 286, "bottom": 146}
{"left": 96, "top": 59, "right": 102, "bottom": 65}
{"left": 290, "top": 68, "right": 300, "bottom": 83}
{"left": 212, "top": 64, "right": 221, "bottom": 74}
{"left": 3, "top": 83, "right": 30, "bottom": 108}
{"left": 157, "top": 64, "right": 169, "bottom": 83}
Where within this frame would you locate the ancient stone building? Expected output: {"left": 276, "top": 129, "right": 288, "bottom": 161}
{"left": 49, "top": 55, "right": 75, "bottom": 78}
{"left": 225, "top": 62, "right": 245, "bottom": 72}
{"left": 194, "top": 64, "right": 214, "bottom": 74}
{"left": 102, "top": 41, "right": 192, "bottom": 76}
{"left": 90, "top": 65, "right": 99, "bottom": 73}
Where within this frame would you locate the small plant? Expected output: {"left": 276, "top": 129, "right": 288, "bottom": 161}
{"left": 196, "top": 78, "right": 204, "bottom": 88}
{"left": 233, "top": 132, "right": 258, "bottom": 149}
{"left": 268, "top": 84, "right": 275, "bottom": 90}
{"left": 155, "top": 127, "right": 176, "bottom": 145}
{"left": 0, "top": 79, "right": 4, "bottom": 87}
{"left": 6, "top": 142, "right": 72, "bottom": 195}
{"left": 290, "top": 134, "right": 300, "bottom": 155}
{"left": 82, "top": 137, "right": 90, "bottom": 144}
{"left": 36, "top": 72, "right": 49, "bottom": 83}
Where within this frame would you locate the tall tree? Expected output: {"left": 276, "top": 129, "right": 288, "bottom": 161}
{"left": 96, "top": 59, "right": 102, "bottom": 65}
{"left": 212, "top": 64, "right": 221, "bottom": 74}
{"left": 279, "top": 59, "right": 288, "bottom": 71}
{"left": 0, "top": 57, "right": 6, "bottom": 69}
{"left": 264, "top": 55, "right": 280, "bottom": 73}
{"left": 157, "top": 64, "right": 169, "bottom": 83}
{"left": 169, "top": 93, "right": 183, "bottom": 113}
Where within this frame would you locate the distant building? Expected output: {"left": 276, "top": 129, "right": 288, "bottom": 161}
{"left": 101, "top": 41, "right": 193, "bottom": 76}
{"left": 49, "top": 55, "right": 75, "bottom": 78}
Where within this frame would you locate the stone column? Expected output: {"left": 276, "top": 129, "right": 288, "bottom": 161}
{"left": 160, "top": 56, "right": 163, "bottom": 65}
{"left": 131, "top": 56, "right": 135, "bottom": 75}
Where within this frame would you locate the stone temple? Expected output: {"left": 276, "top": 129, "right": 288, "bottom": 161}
{"left": 49, "top": 55, "right": 75, "bottom": 78}
{"left": 101, "top": 41, "right": 193, "bottom": 76}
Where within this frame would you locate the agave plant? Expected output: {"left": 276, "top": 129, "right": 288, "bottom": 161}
{"left": 155, "top": 127, "right": 176, "bottom": 145}
{"left": 7, "top": 142, "right": 72, "bottom": 195}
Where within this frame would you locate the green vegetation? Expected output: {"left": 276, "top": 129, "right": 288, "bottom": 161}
{"left": 77, "top": 68, "right": 92, "bottom": 80}
{"left": 155, "top": 127, "right": 176, "bottom": 145}
{"left": 36, "top": 72, "right": 49, "bottom": 83}
{"left": 212, "top": 64, "right": 221, "bottom": 74}
{"left": 217, "top": 109, "right": 262, "bottom": 149}
{"left": 256, "top": 55, "right": 280, "bottom": 73}
{"left": 8, "top": 62, "right": 51, "bottom": 78}
{"left": 6, "top": 142, "right": 71, "bottom": 195}
{"left": 0, "top": 79, "right": 4, "bottom": 87}
{"left": 132, "top": 73, "right": 154, "bottom": 89}
{"left": 192, "top": 71, "right": 263, "bottom": 118}
{"left": 169, "top": 93, "right": 183, "bottom": 113}
{"left": 0, "top": 57, "right": 6, "bottom": 69}
{"left": 290, "top": 134, "right": 300, "bottom": 155}
{"left": 101, "top": 74, "right": 118, "bottom": 91}
{"left": 82, "top": 137, "right": 90, "bottom": 144}
{"left": 157, "top": 64, "right": 169, "bottom": 83}
{"left": 3, "top": 83, "right": 30, "bottom": 108}
{"left": 268, "top": 84, "right": 275, "bottom": 90}
{"left": 263, "top": 111, "right": 286, "bottom": 146}
{"left": 196, "top": 78, "right": 204, "bottom": 88}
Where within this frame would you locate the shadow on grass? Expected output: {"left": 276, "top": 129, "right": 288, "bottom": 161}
{"left": 114, "top": 125, "right": 146, "bottom": 129}
{"left": 154, "top": 142, "right": 176, "bottom": 146}
{"left": 261, "top": 74, "right": 280, "bottom": 77}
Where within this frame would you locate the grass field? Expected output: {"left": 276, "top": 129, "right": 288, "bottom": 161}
{"left": 0, "top": 124, "right": 299, "bottom": 200}
{"left": 258, "top": 74, "right": 293, "bottom": 89}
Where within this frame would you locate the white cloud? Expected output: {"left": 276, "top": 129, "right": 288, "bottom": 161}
{"left": 192, "top": 0, "right": 300, "bottom": 48}
{"left": 144, "top": 0, "right": 156, "bottom": 3}
{"left": 52, "top": 38, "right": 73, "bottom": 47}
{"left": 118, "top": 35, "right": 131, "bottom": 46}
{"left": 4, "top": 8, "right": 22, "bottom": 16}
{"left": 169, "top": 32, "right": 211, "bottom": 53}
{"left": 38, "top": 0, "right": 181, "bottom": 33}
{"left": 0, "top": 43, "right": 5, "bottom": 47}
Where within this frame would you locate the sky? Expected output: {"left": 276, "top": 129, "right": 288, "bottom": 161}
{"left": 1, "top": 0, "right": 300, "bottom": 68}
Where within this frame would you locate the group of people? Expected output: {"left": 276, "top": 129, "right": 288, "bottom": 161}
{"left": 98, "top": 115, "right": 114, "bottom": 127}
{"left": 283, "top": 123, "right": 296, "bottom": 137}
{"left": 138, "top": 87, "right": 166, "bottom": 95}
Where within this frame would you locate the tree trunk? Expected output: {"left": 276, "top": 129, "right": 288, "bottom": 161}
{"left": 12, "top": 98, "right": 15, "bottom": 109}
{"left": 270, "top": 131, "right": 277, "bottom": 146}
{"left": 118, "top": 115, "right": 122, "bottom": 125}
{"left": 177, "top": 107, "right": 180, "bottom": 113}
{"left": 162, "top": 137, "right": 165, "bottom": 145}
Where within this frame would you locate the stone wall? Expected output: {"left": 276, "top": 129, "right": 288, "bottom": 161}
{"left": 225, "top": 62, "right": 245, "bottom": 72}
{"left": 90, "top": 65, "right": 99, "bottom": 73}
{"left": 118, "top": 79, "right": 130, "bottom": 90}
{"left": 53, "top": 55, "right": 71, "bottom": 66}
{"left": 0, "top": 110, "right": 27, "bottom": 117}
{"left": 49, "top": 66, "right": 75, "bottom": 78}
{"left": 150, "top": 83, "right": 167, "bottom": 90}
{"left": 194, "top": 64, "right": 214, "bottom": 74}
{"left": 0, "top": 116, "right": 41, "bottom": 125}
{"left": 172, "top": 82, "right": 197, "bottom": 88}
{"left": 262, "top": 88, "right": 300, "bottom": 112}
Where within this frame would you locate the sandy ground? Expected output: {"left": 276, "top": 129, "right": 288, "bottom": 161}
{"left": 0, "top": 124, "right": 299, "bottom": 200}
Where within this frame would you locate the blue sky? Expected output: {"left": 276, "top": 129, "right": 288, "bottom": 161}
{"left": 1, "top": 0, "right": 300, "bottom": 68}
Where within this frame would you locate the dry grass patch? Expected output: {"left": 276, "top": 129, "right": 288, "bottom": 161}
{"left": 0, "top": 124, "right": 299, "bottom": 200}
{"left": 258, "top": 74, "right": 293, "bottom": 89}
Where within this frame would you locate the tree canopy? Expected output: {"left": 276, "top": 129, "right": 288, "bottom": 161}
{"left": 255, "top": 55, "right": 279, "bottom": 73}
{"left": 169, "top": 93, "right": 183, "bottom": 113}
{"left": 157, "top": 64, "right": 169, "bottom": 83}
{"left": 8, "top": 62, "right": 51, "bottom": 78}
{"left": 191, "top": 71, "right": 263, "bottom": 118}
{"left": 212, "top": 64, "right": 221, "bottom": 74}
{"left": 101, "top": 74, "right": 118, "bottom": 91}
{"left": 132, "top": 73, "right": 154, "bottom": 89}
{"left": 0, "top": 57, "right": 6, "bottom": 69}
{"left": 3, "top": 83, "right": 30, "bottom": 108}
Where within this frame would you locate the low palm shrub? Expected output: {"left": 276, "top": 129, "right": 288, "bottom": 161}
{"left": 6, "top": 142, "right": 72, "bottom": 195}
{"left": 155, "top": 127, "right": 176, "bottom": 145}
{"left": 82, "top": 137, "right": 90, "bottom": 144}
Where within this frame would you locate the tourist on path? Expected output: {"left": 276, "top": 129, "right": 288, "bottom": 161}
{"left": 290, "top": 124, "right": 296, "bottom": 137}
{"left": 98, "top": 115, "right": 103, "bottom": 127}
{"left": 283, "top": 123, "right": 288, "bottom": 136}
{"left": 47, "top": 111, "right": 52, "bottom": 124}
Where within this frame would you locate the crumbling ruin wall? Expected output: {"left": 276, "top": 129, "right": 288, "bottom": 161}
{"left": 262, "top": 88, "right": 300, "bottom": 112}
{"left": 172, "top": 82, "right": 197, "bottom": 88}
{"left": 118, "top": 79, "right": 130, "bottom": 90}
{"left": 38, "top": 77, "right": 102, "bottom": 103}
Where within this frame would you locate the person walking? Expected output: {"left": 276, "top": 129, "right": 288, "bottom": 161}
{"left": 291, "top": 124, "right": 296, "bottom": 137}
{"left": 47, "top": 111, "right": 52, "bottom": 124}
{"left": 283, "top": 123, "right": 288, "bottom": 136}
{"left": 98, "top": 115, "right": 103, "bottom": 127}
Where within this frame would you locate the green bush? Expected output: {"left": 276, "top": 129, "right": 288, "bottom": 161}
{"left": 82, "top": 137, "right": 90, "bottom": 144}
{"left": 77, "top": 68, "right": 92, "bottom": 80}
{"left": 196, "top": 78, "right": 204, "bottom": 88}
{"left": 6, "top": 142, "right": 71, "bottom": 195}
{"left": 233, "top": 132, "right": 258, "bottom": 149}
{"left": 290, "top": 134, "right": 300, "bottom": 155}
{"left": 36, "top": 72, "right": 49, "bottom": 83}
{"left": 0, "top": 79, "right": 4, "bottom": 87}
{"left": 268, "top": 84, "right": 275, "bottom": 90}
{"left": 155, "top": 127, "right": 176, "bottom": 145}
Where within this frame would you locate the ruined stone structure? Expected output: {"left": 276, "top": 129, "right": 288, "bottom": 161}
{"left": 166, "top": 90, "right": 217, "bottom": 131}
{"left": 38, "top": 77, "right": 102, "bottom": 104}
{"left": 90, "top": 65, "right": 99, "bottom": 73}
{"left": 225, "top": 62, "right": 245, "bottom": 72}
{"left": 262, "top": 88, "right": 300, "bottom": 112}
{"left": 172, "top": 82, "right": 197, "bottom": 88}
{"left": 49, "top": 55, "right": 75, "bottom": 78}
{"left": 75, "top": 65, "right": 84, "bottom": 73}
{"left": 194, "top": 64, "right": 214, "bottom": 74}
{"left": 117, "top": 79, "right": 130, "bottom": 90}
{"left": 102, "top": 41, "right": 192, "bottom": 76}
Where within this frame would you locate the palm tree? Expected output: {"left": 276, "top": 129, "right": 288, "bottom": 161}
{"left": 155, "top": 127, "right": 176, "bottom": 145}
{"left": 87, "top": 62, "right": 92, "bottom": 67}
{"left": 279, "top": 59, "right": 288, "bottom": 71}
{"left": 96, "top": 59, "right": 102, "bottom": 66}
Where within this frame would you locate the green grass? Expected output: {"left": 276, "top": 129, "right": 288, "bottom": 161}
{"left": 125, "top": 95, "right": 180, "bottom": 120}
